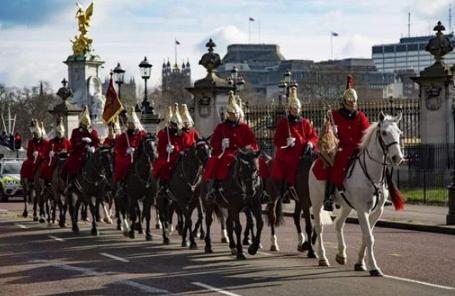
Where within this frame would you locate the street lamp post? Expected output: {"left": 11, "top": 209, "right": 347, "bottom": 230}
{"left": 448, "top": 106, "right": 455, "bottom": 224}
{"left": 278, "top": 70, "right": 298, "bottom": 105}
{"left": 113, "top": 63, "right": 125, "bottom": 99}
{"left": 227, "top": 66, "right": 245, "bottom": 95}
{"left": 139, "top": 56, "right": 152, "bottom": 113}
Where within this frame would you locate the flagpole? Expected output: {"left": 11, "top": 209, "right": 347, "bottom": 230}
{"left": 330, "top": 33, "right": 333, "bottom": 60}
{"left": 174, "top": 38, "right": 177, "bottom": 66}
{"left": 248, "top": 20, "right": 251, "bottom": 43}
{"left": 258, "top": 19, "right": 261, "bottom": 43}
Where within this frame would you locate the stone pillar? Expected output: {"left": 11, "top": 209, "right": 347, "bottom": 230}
{"left": 49, "top": 79, "right": 83, "bottom": 138}
{"left": 412, "top": 22, "right": 455, "bottom": 225}
{"left": 186, "top": 39, "right": 231, "bottom": 138}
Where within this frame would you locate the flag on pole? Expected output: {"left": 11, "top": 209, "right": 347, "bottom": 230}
{"left": 175, "top": 40, "right": 180, "bottom": 45}
{"left": 102, "top": 78, "right": 124, "bottom": 124}
{"left": 249, "top": 17, "right": 255, "bottom": 21}
{"left": 331, "top": 32, "right": 339, "bottom": 36}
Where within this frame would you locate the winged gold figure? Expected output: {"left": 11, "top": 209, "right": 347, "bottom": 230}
{"left": 72, "top": 2, "right": 94, "bottom": 56}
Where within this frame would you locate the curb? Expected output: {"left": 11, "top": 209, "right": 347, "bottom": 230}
{"left": 278, "top": 210, "right": 455, "bottom": 236}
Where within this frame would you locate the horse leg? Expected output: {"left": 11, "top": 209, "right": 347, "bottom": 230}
{"left": 335, "top": 206, "right": 351, "bottom": 265}
{"left": 102, "top": 202, "right": 113, "bottom": 224}
{"left": 155, "top": 207, "right": 162, "bottom": 229}
{"left": 243, "top": 208, "right": 253, "bottom": 246}
{"left": 357, "top": 212, "right": 382, "bottom": 276}
{"left": 144, "top": 198, "right": 153, "bottom": 241}
{"left": 220, "top": 216, "right": 229, "bottom": 244}
{"left": 58, "top": 194, "right": 67, "bottom": 228}
{"left": 69, "top": 194, "right": 80, "bottom": 234}
{"left": 158, "top": 196, "right": 170, "bottom": 244}
{"left": 233, "top": 211, "right": 245, "bottom": 260}
{"left": 313, "top": 205, "right": 329, "bottom": 266}
{"left": 33, "top": 189, "right": 38, "bottom": 221}
{"left": 187, "top": 205, "right": 197, "bottom": 249}
{"left": 294, "top": 201, "right": 305, "bottom": 252}
{"left": 302, "top": 202, "right": 316, "bottom": 258}
{"left": 181, "top": 208, "right": 190, "bottom": 248}
{"left": 22, "top": 183, "right": 28, "bottom": 218}
{"left": 204, "top": 206, "right": 214, "bottom": 253}
{"left": 269, "top": 200, "right": 280, "bottom": 252}
{"left": 128, "top": 198, "right": 137, "bottom": 239}
{"left": 193, "top": 198, "right": 205, "bottom": 240}
{"left": 89, "top": 197, "right": 99, "bottom": 236}
{"left": 248, "top": 203, "right": 263, "bottom": 256}
{"left": 226, "top": 213, "right": 236, "bottom": 255}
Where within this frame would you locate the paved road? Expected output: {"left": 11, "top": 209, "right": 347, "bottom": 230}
{"left": 1, "top": 201, "right": 454, "bottom": 296}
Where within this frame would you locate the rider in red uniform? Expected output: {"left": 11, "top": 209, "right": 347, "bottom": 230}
{"left": 153, "top": 104, "right": 184, "bottom": 188}
{"left": 20, "top": 119, "right": 49, "bottom": 179}
{"left": 271, "top": 86, "right": 318, "bottom": 194}
{"left": 323, "top": 75, "right": 370, "bottom": 211}
{"left": 40, "top": 118, "right": 71, "bottom": 183}
{"left": 113, "top": 108, "right": 146, "bottom": 183}
{"left": 203, "top": 91, "right": 258, "bottom": 202}
{"left": 63, "top": 106, "right": 100, "bottom": 179}
{"left": 103, "top": 118, "right": 121, "bottom": 148}
{"left": 179, "top": 104, "right": 199, "bottom": 149}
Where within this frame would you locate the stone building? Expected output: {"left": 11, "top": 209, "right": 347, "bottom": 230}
{"left": 161, "top": 60, "right": 192, "bottom": 106}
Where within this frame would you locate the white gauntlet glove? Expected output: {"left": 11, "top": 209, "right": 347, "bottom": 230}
{"left": 221, "top": 138, "right": 230, "bottom": 150}
{"left": 126, "top": 147, "right": 135, "bottom": 155}
{"left": 49, "top": 151, "right": 55, "bottom": 158}
{"left": 166, "top": 144, "right": 174, "bottom": 153}
{"left": 332, "top": 125, "right": 338, "bottom": 135}
{"left": 33, "top": 151, "right": 39, "bottom": 157}
{"left": 286, "top": 137, "right": 296, "bottom": 147}
{"left": 87, "top": 146, "right": 95, "bottom": 154}
{"left": 82, "top": 137, "right": 92, "bottom": 144}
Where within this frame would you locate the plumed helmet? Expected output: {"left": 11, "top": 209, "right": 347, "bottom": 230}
{"left": 127, "top": 106, "right": 144, "bottom": 131}
{"left": 170, "top": 103, "right": 183, "bottom": 129}
{"left": 55, "top": 117, "right": 65, "bottom": 136}
{"left": 226, "top": 91, "right": 242, "bottom": 117}
{"left": 342, "top": 75, "right": 358, "bottom": 104}
{"left": 179, "top": 104, "right": 194, "bottom": 127}
{"left": 79, "top": 105, "right": 91, "bottom": 129}
{"left": 29, "top": 119, "right": 41, "bottom": 138}
{"left": 287, "top": 86, "right": 301, "bottom": 112}
{"left": 165, "top": 105, "right": 173, "bottom": 124}
{"left": 237, "top": 96, "right": 245, "bottom": 121}
{"left": 40, "top": 121, "right": 47, "bottom": 139}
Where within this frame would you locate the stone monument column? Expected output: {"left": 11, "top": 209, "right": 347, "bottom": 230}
{"left": 186, "top": 39, "right": 231, "bottom": 137}
{"left": 49, "top": 79, "right": 83, "bottom": 138}
{"left": 412, "top": 21, "right": 455, "bottom": 225}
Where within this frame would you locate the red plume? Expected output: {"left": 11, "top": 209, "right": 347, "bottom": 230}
{"left": 386, "top": 169, "right": 405, "bottom": 211}
{"left": 346, "top": 75, "right": 353, "bottom": 90}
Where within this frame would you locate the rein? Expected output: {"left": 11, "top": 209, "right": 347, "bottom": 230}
{"left": 178, "top": 148, "right": 203, "bottom": 193}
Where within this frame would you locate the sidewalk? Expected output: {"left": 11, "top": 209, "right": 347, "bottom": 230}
{"left": 280, "top": 202, "right": 455, "bottom": 235}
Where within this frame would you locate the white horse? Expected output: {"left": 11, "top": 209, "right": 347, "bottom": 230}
{"left": 309, "top": 112, "right": 404, "bottom": 276}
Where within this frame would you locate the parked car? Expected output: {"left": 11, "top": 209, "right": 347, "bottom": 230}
{"left": 0, "top": 158, "right": 23, "bottom": 202}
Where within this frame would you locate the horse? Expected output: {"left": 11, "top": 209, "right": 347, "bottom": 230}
{"left": 21, "top": 162, "right": 46, "bottom": 222}
{"left": 308, "top": 112, "right": 404, "bottom": 276}
{"left": 263, "top": 153, "right": 316, "bottom": 258}
{"left": 202, "top": 148, "right": 263, "bottom": 260}
{"left": 50, "top": 152, "right": 70, "bottom": 228}
{"left": 68, "top": 147, "right": 114, "bottom": 235}
{"left": 121, "top": 135, "right": 158, "bottom": 240}
{"left": 160, "top": 138, "right": 210, "bottom": 248}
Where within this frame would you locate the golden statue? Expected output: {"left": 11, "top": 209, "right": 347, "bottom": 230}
{"left": 71, "top": 2, "right": 94, "bottom": 56}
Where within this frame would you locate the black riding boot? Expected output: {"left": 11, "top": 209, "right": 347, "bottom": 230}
{"left": 323, "top": 182, "right": 336, "bottom": 211}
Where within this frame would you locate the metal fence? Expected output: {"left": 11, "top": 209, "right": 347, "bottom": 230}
{"left": 244, "top": 99, "right": 449, "bottom": 205}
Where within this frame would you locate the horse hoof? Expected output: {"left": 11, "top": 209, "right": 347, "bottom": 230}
{"left": 354, "top": 264, "right": 366, "bottom": 271}
{"left": 307, "top": 250, "right": 317, "bottom": 258}
{"left": 33, "top": 216, "right": 38, "bottom": 222}
{"left": 155, "top": 223, "right": 161, "bottom": 230}
{"left": 128, "top": 231, "right": 135, "bottom": 239}
{"left": 270, "top": 245, "right": 280, "bottom": 252}
{"left": 236, "top": 253, "right": 247, "bottom": 260}
{"left": 369, "top": 269, "right": 383, "bottom": 277}
{"left": 242, "top": 238, "right": 251, "bottom": 246}
{"left": 221, "top": 237, "right": 228, "bottom": 244}
{"left": 204, "top": 246, "right": 213, "bottom": 254}
{"left": 59, "top": 221, "right": 66, "bottom": 228}
{"left": 163, "top": 238, "right": 170, "bottom": 245}
{"left": 298, "top": 241, "right": 309, "bottom": 252}
{"left": 181, "top": 241, "right": 190, "bottom": 248}
{"left": 248, "top": 244, "right": 258, "bottom": 255}
{"left": 91, "top": 228, "right": 99, "bottom": 236}
{"left": 117, "top": 225, "right": 121, "bottom": 231}
{"left": 199, "top": 232, "right": 205, "bottom": 240}
{"left": 39, "top": 218, "right": 45, "bottom": 224}
{"left": 146, "top": 234, "right": 152, "bottom": 241}
{"left": 103, "top": 218, "right": 113, "bottom": 224}
{"left": 72, "top": 225, "right": 79, "bottom": 234}
{"left": 22, "top": 211, "right": 28, "bottom": 218}
{"left": 122, "top": 231, "right": 129, "bottom": 237}
{"left": 47, "top": 222, "right": 53, "bottom": 227}
{"left": 230, "top": 248, "right": 237, "bottom": 255}
{"left": 336, "top": 254, "right": 347, "bottom": 265}
{"left": 189, "top": 242, "right": 198, "bottom": 250}
{"left": 318, "top": 259, "right": 330, "bottom": 267}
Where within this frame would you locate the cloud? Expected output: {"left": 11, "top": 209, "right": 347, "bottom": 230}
{"left": 340, "top": 34, "right": 374, "bottom": 58}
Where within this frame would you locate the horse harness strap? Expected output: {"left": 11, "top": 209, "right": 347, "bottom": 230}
{"left": 178, "top": 152, "right": 202, "bottom": 192}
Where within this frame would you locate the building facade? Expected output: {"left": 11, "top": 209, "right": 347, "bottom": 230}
{"left": 161, "top": 60, "right": 192, "bottom": 106}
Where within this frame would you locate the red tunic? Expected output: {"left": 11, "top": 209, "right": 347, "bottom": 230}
{"left": 103, "top": 137, "right": 116, "bottom": 148}
{"left": 271, "top": 117, "right": 318, "bottom": 185}
{"left": 20, "top": 138, "right": 49, "bottom": 179}
{"left": 313, "top": 109, "right": 370, "bottom": 185}
{"left": 113, "top": 131, "right": 146, "bottom": 182}
{"left": 39, "top": 137, "right": 71, "bottom": 181}
{"left": 152, "top": 128, "right": 183, "bottom": 181}
{"left": 63, "top": 128, "right": 100, "bottom": 176}
{"left": 203, "top": 121, "right": 258, "bottom": 181}
{"left": 180, "top": 128, "right": 199, "bottom": 150}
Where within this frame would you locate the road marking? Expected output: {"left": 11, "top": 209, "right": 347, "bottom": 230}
{"left": 122, "top": 279, "right": 170, "bottom": 294}
{"left": 100, "top": 252, "right": 130, "bottom": 263}
{"left": 257, "top": 251, "right": 272, "bottom": 256}
{"left": 192, "top": 282, "right": 242, "bottom": 296}
{"left": 48, "top": 235, "right": 65, "bottom": 242}
{"left": 385, "top": 275, "right": 455, "bottom": 290}
{"left": 15, "top": 223, "right": 27, "bottom": 229}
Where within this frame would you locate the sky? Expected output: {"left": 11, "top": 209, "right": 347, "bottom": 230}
{"left": 0, "top": 0, "right": 454, "bottom": 91}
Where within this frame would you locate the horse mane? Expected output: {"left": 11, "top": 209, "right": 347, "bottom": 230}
{"left": 358, "top": 115, "right": 394, "bottom": 151}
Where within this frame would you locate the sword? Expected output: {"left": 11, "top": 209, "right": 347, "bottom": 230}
{"left": 166, "top": 126, "right": 171, "bottom": 163}
{"left": 48, "top": 143, "right": 54, "bottom": 166}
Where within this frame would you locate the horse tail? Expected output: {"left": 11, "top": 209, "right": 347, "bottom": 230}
{"left": 266, "top": 197, "right": 284, "bottom": 226}
{"left": 386, "top": 169, "right": 405, "bottom": 211}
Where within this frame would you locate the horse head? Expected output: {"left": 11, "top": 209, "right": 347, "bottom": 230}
{"left": 377, "top": 112, "right": 404, "bottom": 166}
{"left": 195, "top": 137, "right": 211, "bottom": 165}
{"left": 97, "top": 147, "right": 114, "bottom": 179}
{"left": 236, "top": 148, "right": 261, "bottom": 197}
{"left": 137, "top": 134, "right": 158, "bottom": 163}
